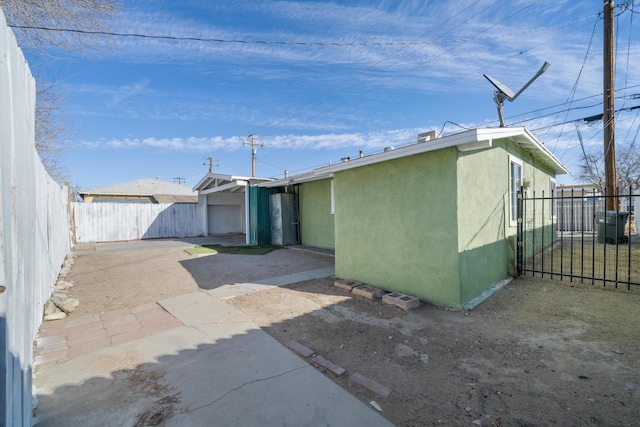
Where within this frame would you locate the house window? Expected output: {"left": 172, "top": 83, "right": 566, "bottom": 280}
{"left": 509, "top": 157, "right": 522, "bottom": 225}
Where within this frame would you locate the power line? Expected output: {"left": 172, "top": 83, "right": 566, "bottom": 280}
{"left": 8, "top": 16, "right": 597, "bottom": 47}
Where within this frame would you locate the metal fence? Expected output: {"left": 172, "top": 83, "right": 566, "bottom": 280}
{"left": 517, "top": 190, "right": 639, "bottom": 290}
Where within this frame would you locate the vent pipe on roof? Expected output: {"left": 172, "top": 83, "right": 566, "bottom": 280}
{"left": 418, "top": 130, "right": 441, "bottom": 143}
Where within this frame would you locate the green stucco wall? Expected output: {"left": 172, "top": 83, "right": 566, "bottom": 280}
{"left": 334, "top": 148, "right": 461, "bottom": 308}
{"left": 456, "top": 144, "right": 511, "bottom": 304}
{"left": 456, "top": 139, "right": 558, "bottom": 305}
{"left": 298, "top": 179, "right": 335, "bottom": 249}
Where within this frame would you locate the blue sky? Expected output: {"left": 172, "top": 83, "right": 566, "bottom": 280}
{"left": 21, "top": 0, "right": 640, "bottom": 190}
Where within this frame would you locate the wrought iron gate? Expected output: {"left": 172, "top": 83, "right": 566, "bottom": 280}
{"left": 516, "top": 189, "right": 639, "bottom": 290}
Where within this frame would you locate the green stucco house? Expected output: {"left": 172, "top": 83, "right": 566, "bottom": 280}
{"left": 257, "top": 127, "right": 568, "bottom": 309}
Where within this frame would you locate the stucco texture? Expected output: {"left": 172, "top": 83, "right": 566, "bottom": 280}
{"left": 334, "top": 149, "right": 461, "bottom": 307}
{"left": 299, "top": 179, "right": 335, "bottom": 249}
{"left": 296, "top": 138, "right": 558, "bottom": 309}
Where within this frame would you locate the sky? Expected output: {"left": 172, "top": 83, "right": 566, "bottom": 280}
{"left": 16, "top": 0, "right": 640, "bottom": 190}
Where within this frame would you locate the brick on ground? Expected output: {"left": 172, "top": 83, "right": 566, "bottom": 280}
{"left": 349, "top": 372, "right": 392, "bottom": 398}
{"left": 285, "top": 340, "right": 315, "bottom": 358}
{"left": 312, "top": 356, "right": 346, "bottom": 377}
{"left": 352, "top": 285, "right": 384, "bottom": 300}
{"left": 382, "top": 292, "right": 421, "bottom": 310}
{"left": 334, "top": 279, "right": 362, "bottom": 291}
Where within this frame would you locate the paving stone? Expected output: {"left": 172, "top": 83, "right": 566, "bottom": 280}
{"left": 140, "top": 315, "right": 182, "bottom": 335}
{"left": 133, "top": 307, "right": 170, "bottom": 321}
{"left": 103, "top": 313, "right": 137, "bottom": 329}
{"left": 34, "top": 348, "right": 68, "bottom": 366}
{"left": 350, "top": 372, "right": 392, "bottom": 398}
{"left": 382, "top": 292, "right": 421, "bottom": 310}
{"left": 285, "top": 340, "right": 315, "bottom": 358}
{"left": 110, "top": 328, "right": 149, "bottom": 346}
{"left": 38, "top": 318, "right": 67, "bottom": 336}
{"left": 131, "top": 302, "right": 160, "bottom": 314}
{"left": 65, "top": 319, "right": 104, "bottom": 337}
{"left": 105, "top": 319, "right": 142, "bottom": 337}
{"left": 334, "top": 279, "right": 362, "bottom": 291}
{"left": 65, "top": 314, "right": 100, "bottom": 328}
{"left": 312, "top": 356, "right": 346, "bottom": 377}
{"left": 67, "top": 337, "right": 111, "bottom": 358}
{"left": 36, "top": 336, "right": 67, "bottom": 353}
{"left": 352, "top": 285, "right": 384, "bottom": 300}
{"left": 66, "top": 327, "right": 108, "bottom": 345}
{"left": 101, "top": 308, "right": 132, "bottom": 321}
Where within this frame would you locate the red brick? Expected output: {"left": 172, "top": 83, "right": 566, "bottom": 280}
{"left": 285, "top": 340, "right": 315, "bottom": 358}
{"left": 350, "top": 372, "right": 392, "bottom": 398}
{"left": 312, "top": 356, "right": 346, "bottom": 377}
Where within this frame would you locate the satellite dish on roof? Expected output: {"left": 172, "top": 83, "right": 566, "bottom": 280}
{"left": 483, "top": 61, "right": 550, "bottom": 127}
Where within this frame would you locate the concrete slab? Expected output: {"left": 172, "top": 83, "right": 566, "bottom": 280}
{"left": 158, "top": 291, "right": 252, "bottom": 326}
{"left": 34, "top": 296, "right": 392, "bottom": 427}
{"left": 255, "top": 266, "right": 335, "bottom": 286}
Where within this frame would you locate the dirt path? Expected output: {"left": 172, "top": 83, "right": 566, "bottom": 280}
{"left": 229, "top": 277, "right": 640, "bottom": 426}
{"left": 60, "top": 240, "right": 639, "bottom": 426}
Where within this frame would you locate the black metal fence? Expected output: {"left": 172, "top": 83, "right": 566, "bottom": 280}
{"left": 516, "top": 189, "right": 639, "bottom": 290}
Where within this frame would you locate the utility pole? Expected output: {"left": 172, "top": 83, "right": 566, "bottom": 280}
{"left": 603, "top": 0, "right": 617, "bottom": 210}
{"left": 242, "top": 134, "right": 264, "bottom": 177}
{"left": 173, "top": 177, "right": 186, "bottom": 185}
{"left": 204, "top": 156, "right": 218, "bottom": 173}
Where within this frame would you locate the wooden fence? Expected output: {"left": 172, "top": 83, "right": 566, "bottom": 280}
{"left": 74, "top": 202, "right": 202, "bottom": 243}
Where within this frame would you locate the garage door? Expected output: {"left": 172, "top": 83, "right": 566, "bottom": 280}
{"left": 207, "top": 205, "right": 242, "bottom": 235}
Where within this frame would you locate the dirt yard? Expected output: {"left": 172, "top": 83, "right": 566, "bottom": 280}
{"left": 60, "top": 241, "right": 639, "bottom": 426}
{"left": 228, "top": 277, "right": 640, "bottom": 427}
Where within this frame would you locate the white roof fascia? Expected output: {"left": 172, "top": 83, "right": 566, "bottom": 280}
{"left": 199, "top": 180, "right": 248, "bottom": 195}
{"left": 258, "top": 127, "right": 568, "bottom": 188}
{"left": 193, "top": 173, "right": 272, "bottom": 191}
{"left": 259, "top": 171, "right": 334, "bottom": 188}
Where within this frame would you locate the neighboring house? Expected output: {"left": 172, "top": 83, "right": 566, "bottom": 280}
{"left": 257, "top": 127, "right": 568, "bottom": 309}
{"left": 555, "top": 183, "right": 600, "bottom": 199}
{"left": 193, "top": 173, "right": 273, "bottom": 239}
{"left": 80, "top": 178, "right": 198, "bottom": 203}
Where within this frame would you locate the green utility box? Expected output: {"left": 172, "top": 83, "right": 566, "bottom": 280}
{"left": 594, "top": 211, "right": 629, "bottom": 244}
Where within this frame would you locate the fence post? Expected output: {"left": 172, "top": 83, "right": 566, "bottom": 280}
{"left": 516, "top": 188, "right": 524, "bottom": 277}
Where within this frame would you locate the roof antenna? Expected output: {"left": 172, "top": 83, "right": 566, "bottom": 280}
{"left": 483, "top": 61, "right": 550, "bottom": 127}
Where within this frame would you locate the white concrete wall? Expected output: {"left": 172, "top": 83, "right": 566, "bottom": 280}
{"left": 0, "top": 10, "right": 72, "bottom": 426}
{"left": 74, "top": 202, "right": 202, "bottom": 243}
